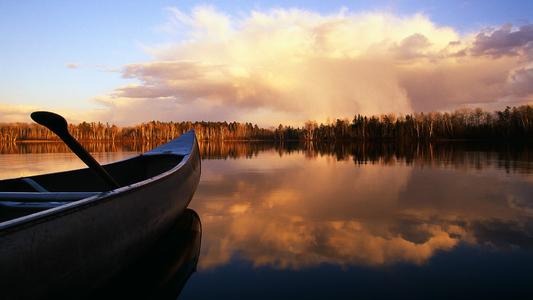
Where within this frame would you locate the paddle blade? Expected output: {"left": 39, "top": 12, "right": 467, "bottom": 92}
{"left": 31, "top": 111, "right": 69, "bottom": 136}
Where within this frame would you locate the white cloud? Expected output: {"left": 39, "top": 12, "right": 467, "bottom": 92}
{"left": 8, "top": 7, "right": 533, "bottom": 125}
{"left": 93, "top": 7, "right": 533, "bottom": 125}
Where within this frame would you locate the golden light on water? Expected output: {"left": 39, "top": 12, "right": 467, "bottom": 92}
{"left": 2, "top": 145, "right": 533, "bottom": 270}
{"left": 189, "top": 150, "right": 533, "bottom": 269}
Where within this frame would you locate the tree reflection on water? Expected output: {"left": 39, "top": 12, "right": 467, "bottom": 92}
{"left": 2, "top": 140, "right": 533, "bottom": 271}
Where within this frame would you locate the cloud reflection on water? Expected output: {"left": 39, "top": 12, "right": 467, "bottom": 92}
{"left": 1, "top": 141, "right": 532, "bottom": 270}
{"left": 190, "top": 149, "right": 533, "bottom": 270}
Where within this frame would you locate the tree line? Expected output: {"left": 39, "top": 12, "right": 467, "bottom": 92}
{"left": 289, "top": 105, "right": 533, "bottom": 142}
{"left": 1, "top": 105, "right": 533, "bottom": 143}
{"left": 0, "top": 121, "right": 273, "bottom": 143}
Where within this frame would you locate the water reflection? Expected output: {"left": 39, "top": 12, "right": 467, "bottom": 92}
{"left": 93, "top": 209, "right": 202, "bottom": 300}
{"left": 0, "top": 152, "right": 139, "bottom": 179}
{"left": 2, "top": 141, "right": 533, "bottom": 298}
{"left": 189, "top": 150, "right": 533, "bottom": 271}
{"left": 6, "top": 140, "right": 533, "bottom": 173}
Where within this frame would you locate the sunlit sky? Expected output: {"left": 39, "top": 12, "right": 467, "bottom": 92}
{"left": 1, "top": 1, "right": 533, "bottom": 126}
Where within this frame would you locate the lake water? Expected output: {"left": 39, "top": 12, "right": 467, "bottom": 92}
{"left": 2, "top": 141, "right": 533, "bottom": 299}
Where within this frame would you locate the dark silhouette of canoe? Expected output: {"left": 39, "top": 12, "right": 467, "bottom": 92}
{"left": 93, "top": 208, "right": 202, "bottom": 299}
{"left": 0, "top": 130, "right": 201, "bottom": 299}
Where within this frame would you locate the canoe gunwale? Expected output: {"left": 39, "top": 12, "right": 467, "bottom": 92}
{"left": 0, "top": 192, "right": 101, "bottom": 202}
{"left": 0, "top": 130, "right": 198, "bottom": 233}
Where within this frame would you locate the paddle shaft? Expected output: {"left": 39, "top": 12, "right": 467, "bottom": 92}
{"left": 61, "top": 133, "right": 120, "bottom": 189}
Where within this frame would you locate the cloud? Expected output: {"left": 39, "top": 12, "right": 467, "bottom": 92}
{"left": 507, "top": 67, "right": 533, "bottom": 97}
{"left": 88, "top": 6, "right": 533, "bottom": 125}
{"left": 392, "top": 33, "right": 432, "bottom": 60}
{"left": 471, "top": 24, "right": 533, "bottom": 57}
{"left": 0, "top": 102, "right": 106, "bottom": 125}
{"left": 2, "top": 6, "right": 529, "bottom": 125}
{"left": 65, "top": 63, "right": 80, "bottom": 69}
{"left": 398, "top": 55, "right": 519, "bottom": 111}
{"left": 0, "top": 103, "right": 37, "bottom": 123}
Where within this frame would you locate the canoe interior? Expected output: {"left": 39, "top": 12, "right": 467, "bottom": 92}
{"left": 0, "top": 153, "right": 183, "bottom": 222}
{"left": 0, "top": 154, "right": 183, "bottom": 192}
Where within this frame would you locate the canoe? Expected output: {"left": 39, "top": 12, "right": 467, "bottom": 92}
{"left": 0, "top": 130, "right": 201, "bottom": 299}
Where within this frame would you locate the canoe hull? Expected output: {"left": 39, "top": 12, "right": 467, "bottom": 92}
{"left": 0, "top": 133, "right": 201, "bottom": 299}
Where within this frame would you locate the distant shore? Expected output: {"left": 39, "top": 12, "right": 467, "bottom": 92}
{"left": 2, "top": 105, "right": 533, "bottom": 143}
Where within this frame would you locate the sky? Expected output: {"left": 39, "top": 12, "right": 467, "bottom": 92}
{"left": 1, "top": 1, "right": 533, "bottom": 126}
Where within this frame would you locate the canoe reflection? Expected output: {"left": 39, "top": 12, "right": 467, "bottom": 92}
{"left": 93, "top": 208, "right": 202, "bottom": 299}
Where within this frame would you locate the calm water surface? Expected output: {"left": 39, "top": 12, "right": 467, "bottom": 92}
{"left": 2, "top": 142, "right": 533, "bottom": 299}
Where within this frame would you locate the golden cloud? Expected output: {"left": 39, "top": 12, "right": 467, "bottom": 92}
{"left": 0, "top": 103, "right": 38, "bottom": 123}
{"left": 0, "top": 102, "right": 107, "bottom": 125}
{"left": 94, "top": 6, "right": 533, "bottom": 125}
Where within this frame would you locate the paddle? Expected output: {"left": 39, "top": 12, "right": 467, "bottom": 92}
{"left": 30, "top": 111, "right": 120, "bottom": 190}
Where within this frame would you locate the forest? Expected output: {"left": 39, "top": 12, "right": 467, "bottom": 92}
{"left": 1, "top": 105, "right": 533, "bottom": 143}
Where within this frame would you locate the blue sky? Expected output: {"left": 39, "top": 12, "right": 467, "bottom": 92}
{"left": 1, "top": 1, "right": 533, "bottom": 124}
